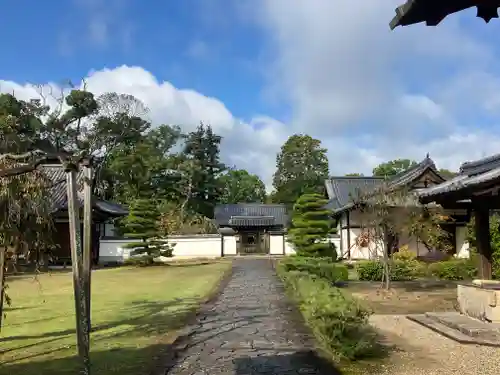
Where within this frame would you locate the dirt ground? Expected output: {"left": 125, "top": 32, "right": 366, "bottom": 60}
{"left": 342, "top": 282, "right": 499, "bottom": 375}
{"left": 345, "top": 281, "right": 458, "bottom": 314}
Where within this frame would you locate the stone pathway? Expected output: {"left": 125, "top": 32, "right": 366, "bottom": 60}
{"left": 165, "top": 258, "right": 341, "bottom": 375}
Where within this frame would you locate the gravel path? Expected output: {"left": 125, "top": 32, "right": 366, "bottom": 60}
{"left": 369, "top": 315, "right": 500, "bottom": 375}
{"left": 165, "top": 258, "right": 340, "bottom": 375}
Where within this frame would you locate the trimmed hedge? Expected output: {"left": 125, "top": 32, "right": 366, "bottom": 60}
{"left": 356, "top": 257, "right": 478, "bottom": 281}
{"left": 427, "top": 258, "right": 477, "bottom": 280}
{"left": 355, "top": 260, "right": 424, "bottom": 281}
{"left": 280, "top": 256, "right": 348, "bottom": 284}
{"left": 277, "top": 265, "right": 378, "bottom": 360}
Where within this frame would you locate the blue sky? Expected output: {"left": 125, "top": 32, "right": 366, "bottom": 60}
{"left": 2, "top": 1, "right": 500, "bottom": 186}
{"left": 0, "top": 0, "right": 274, "bottom": 120}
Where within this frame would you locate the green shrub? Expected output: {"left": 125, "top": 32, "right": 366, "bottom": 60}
{"left": 281, "top": 257, "right": 348, "bottom": 283}
{"left": 278, "top": 268, "right": 378, "bottom": 360}
{"left": 356, "top": 261, "right": 384, "bottom": 281}
{"left": 428, "top": 259, "right": 476, "bottom": 280}
{"left": 356, "top": 258, "right": 425, "bottom": 281}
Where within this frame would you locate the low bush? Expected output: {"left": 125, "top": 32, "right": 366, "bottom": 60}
{"left": 427, "top": 258, "right": 477, "bottom": 280}
{"left": 277, "top": 266, "right": 378, "bottom": 360}
{"left": 356, "top": 258, "right": 426, "bottom": 281}
{"left": 281, "top": 256, "right": 348, "bottom": 283}
{"left": 356, "top": 260, "right": 384, "bottom": 281}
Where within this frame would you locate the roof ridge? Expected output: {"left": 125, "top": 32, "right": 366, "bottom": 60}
{"left": 459, "top": 153, "right": 500, "bottom": 175}
{"left": 329, "top": 176, "right": 384, "bottom": 180}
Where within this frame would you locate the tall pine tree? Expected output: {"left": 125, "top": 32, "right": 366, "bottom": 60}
{"left": 123, "top": 199, "right": 173, "bottom": 263}
{"left": 183, "top": 123, "right": 225, "bottom": 218}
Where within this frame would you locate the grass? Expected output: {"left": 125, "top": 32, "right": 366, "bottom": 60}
{"left": 0, "top": 261, "right": 232, "bottom": 375}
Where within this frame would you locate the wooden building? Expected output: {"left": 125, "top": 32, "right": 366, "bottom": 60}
{"left": 325, "top": 156, "right": 470, "bottom": 260}
{"left": 41, "top": 162, "right": 128, "bottom": 265}
{"left": 418, "top": 153, "right": 500, "bottom": 279}
{"left": 214, "top": 204, "right": 288, "bottom": 255}
{"left": 390, "top": 0, "right": 500, "bottom": 29}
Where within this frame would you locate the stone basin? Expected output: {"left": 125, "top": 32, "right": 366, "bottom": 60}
{"left": 458, "top": 281, "right": 500, "bottom": 323}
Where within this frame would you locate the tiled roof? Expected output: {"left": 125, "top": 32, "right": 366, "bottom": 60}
{"left": 419, "top": 153, "right": 500, "bottom": 202}
{"left": 324, "top": 177, "right": 383, "bottom": 212}
{"left": 326, "top": 156, "right": 444, "bottom": 214}
{"left": 459, "top": 153, "right": 500, "bottom": 176}
{"left": 214, "top": 204, "right": 287, "bottom": 227}
{"left": 39, "top": 164, "right": 128, "bottom": 216}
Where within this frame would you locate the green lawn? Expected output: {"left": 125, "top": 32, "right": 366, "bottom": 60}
{"left": 0, "top": 261, "right": 232, "bottom": 375}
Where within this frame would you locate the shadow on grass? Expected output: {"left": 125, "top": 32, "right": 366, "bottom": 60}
{"left": 1, "top": 346, "right": 348, "bottom": 375}
{"left": 0, "top": 344, "right": 178, "bottom": 375}
{"left": 1, "top": 298, "right": 199, "bottom": 343}
{"left": 0, "top": 298, "right": 202, "bottom": 373}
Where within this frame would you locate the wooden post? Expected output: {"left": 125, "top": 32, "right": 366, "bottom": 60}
{"left": 346, "top": 211, "right": 351, "bottom": 259}
{"left": 0, "top": 246, "right": 5, "bottom": 332}
{"left": 82, "top": 159, "right": 93, "bottom": 334}
{"left": 65, "top": 162, "right": 90, "bottom": 375}
{"left": 474, "top": 206, "right": 492, "bottom": 280}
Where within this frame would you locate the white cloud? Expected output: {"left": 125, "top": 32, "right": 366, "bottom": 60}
{"left": 0, "top": 66, "right": 286, "bottom": 189}
{"left": 4, "top": 2, "right": 500, "bottom": 189}
{"left": 251, "top": 0, "right": 500, "bottom": 174}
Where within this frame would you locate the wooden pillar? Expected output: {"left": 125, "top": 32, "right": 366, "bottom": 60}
{"left": 0, "top": 246, "right": 5, "bottom": 332}
{"left": 474, "top": 206, "right": 492, "bottom": 280}
{"left": 65, "top": 162, "right": 90, "bottom": 374}
{"left": 346, "top": 211, "right": 351, "bottom": 259}
{"left": 82, "top": 159, "right": 93, "bottom": 334}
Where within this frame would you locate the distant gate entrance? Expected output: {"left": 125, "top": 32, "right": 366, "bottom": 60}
{"left": 238, "top": 230, "right": 270, "bottom": 255}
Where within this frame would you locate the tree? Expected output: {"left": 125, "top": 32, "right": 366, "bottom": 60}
{"left": 0, "top": 89, "right": 99, "bottom": 375}
{"left": 183, "top": 123, "right": 225, "bottom": 218}
{"left": 218, "top": 169, "right": 266, "bottom": 204}
{"left": 372, "top": 159, "right": 417, "bottom": 178}
{"left": 438, "top": 168, "right": 456, "bottom": 180}
{"left": 351, "top": 185, "right": 452, "bottom": 289}
{"left": 122, "top": 199, "right": 173, "bottom": 264}
{"left": 103, "top": 125, "right": 181, "bottom": 204}
{"left": 0, "top": 159, "right": 54, "bottom": 331}
{"left": 272, "top": 134, "right": 329, "bottom": 206}
{"left": 287, "top": 193, "right": 335, "bottom": 258}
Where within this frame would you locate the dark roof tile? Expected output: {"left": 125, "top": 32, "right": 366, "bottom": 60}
{"left": 39, "top": 164, "right": 128, "bottom": 216}
{"left": 214, "top": 204, "right": 287, "bottom": 227}
{"left": 326, "top": 156, "right": 444, "bottom": 213}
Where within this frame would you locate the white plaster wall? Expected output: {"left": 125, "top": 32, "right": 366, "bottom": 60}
{"left": 340, "top": 208, "right": 471, "bottom": 260}
{"left": 270, "top": 234, "right": 285, "bottom": 255}
{"left": 455, "top": 226, "right": 471, "bottom": 258}
{"left": 223, "top": 235, "right": 237, "bottom": 256}
{"left": 99, "top": 235, "right": 222, "bottom": 264}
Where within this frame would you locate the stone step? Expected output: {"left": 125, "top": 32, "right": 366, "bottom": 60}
{"left": 425, "top": 312, "right": 500, "bottom": 340}
{"left": 407, "top": 314, "right": 500, "bottom": 347}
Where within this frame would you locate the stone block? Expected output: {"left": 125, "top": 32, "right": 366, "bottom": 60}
{"left": 457, "top": 283, "right": 500, "bottom": 323}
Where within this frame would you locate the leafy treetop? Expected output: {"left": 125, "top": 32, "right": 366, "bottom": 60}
{"left": 272, "top": 134, "right": 329, "bottom": 206}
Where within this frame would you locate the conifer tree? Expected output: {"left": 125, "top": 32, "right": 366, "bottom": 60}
{"left": 123, "top": 199, "right": 173, "bottom": 262}
{"left": 288, "top": 193, "right": 336, "bottom": 258}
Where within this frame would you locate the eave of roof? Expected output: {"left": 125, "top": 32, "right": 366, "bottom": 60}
{"left": 389, "top": 1, "right": 497, "bottom": 30}
{"left": 326, "top": 156, "right": 444, "bottom": 215}
{"left": 418, "top": 152, "right": 500, "bottom": 202}
{"left": 38, "top": 164, "right": 128, "bottom": 217}
{"left": 214, "top": 203, "right": 288, "bottom": 227}
{"left": 418, "top": 165, "right": 500, "bottom": 203}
